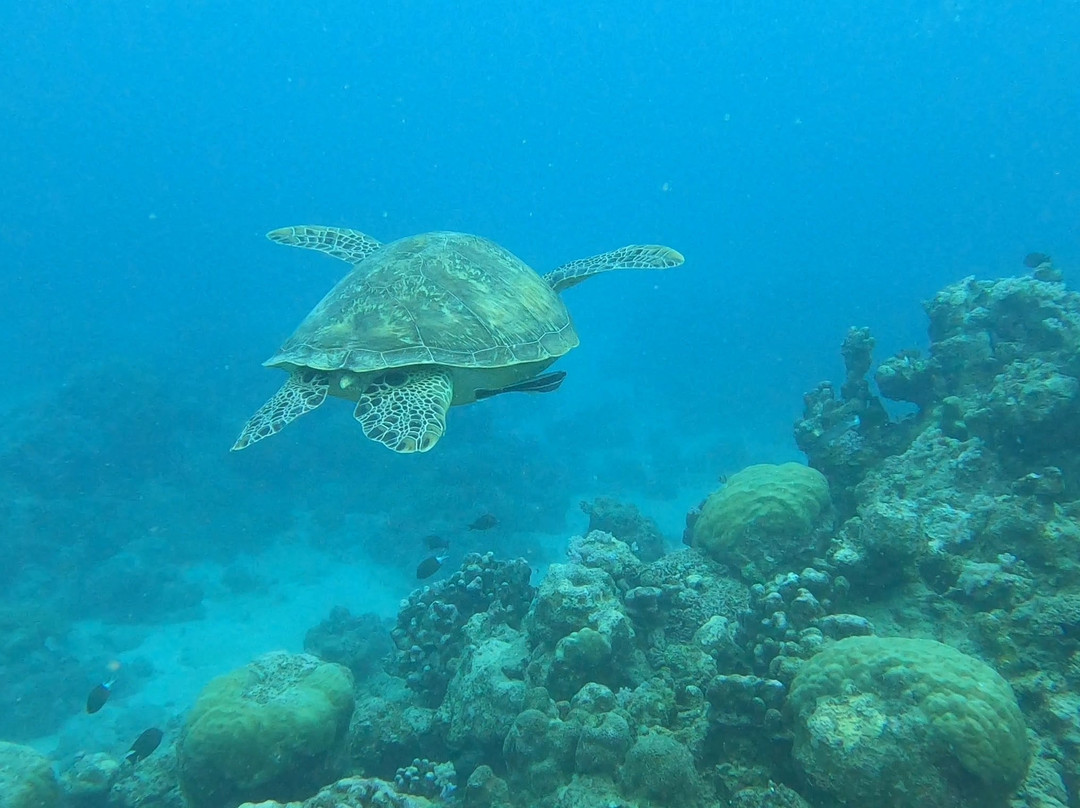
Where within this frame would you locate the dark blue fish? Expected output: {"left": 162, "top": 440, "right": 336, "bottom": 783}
{"left": 416, "top": 552, "right": 449, "bottom": 579}
{"left": 126, "top": 727, "right": 163, "bottom": 763}
{"left": 423, "top": 534, "right": 449, "bottom": 551}
{"left": 86, "top": 680, "right": 114, "bottom": 714}
{"left": 468, "top": 513, "right": 498, "bottom": 531}
{"left": 1023, "top": 252, "right": 1052, "bottom": 268}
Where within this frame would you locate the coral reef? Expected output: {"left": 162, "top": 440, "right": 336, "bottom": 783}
{"left": 348, "top": 672, "right": 444, "bottom": 778}
{"left": 735, "top": 565, "right": 861, "bottom": 683}
{"left": 390, "top": 552, "right": 533, "bottom": 706}
{"left": 392, "top": 758, "right": 456, "bottom": 799}
{"left": 46, "top": 266, "right": 1080, "bottom": 808}
{"left": 177, "top": 651, "right": 355, "bottom": 808}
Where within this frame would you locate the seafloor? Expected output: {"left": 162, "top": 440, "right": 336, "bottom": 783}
{"left": 4, "top": 264, "right": 1080, "bottom": 808}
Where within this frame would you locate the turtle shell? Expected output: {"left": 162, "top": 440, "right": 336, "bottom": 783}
{"left": 266, "top": 232, "right": 579, "bottom": 373}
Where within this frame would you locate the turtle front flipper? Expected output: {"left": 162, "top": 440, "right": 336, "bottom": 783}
{"left": 354, "top": 368, "right": 454, "bottom": 453}
{"left": 267, "top": 226, "right": 383, "bottom": 266}
{"left": 231, "top": 370, "right": 330, "bottom": 451}
{"left": 543, "top": 245, "right": 685, "bottom": 293}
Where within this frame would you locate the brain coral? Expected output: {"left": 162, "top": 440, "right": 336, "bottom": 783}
{"left": 178, "top": 651, "right": 355, "bottom": 808}
{"left": 788, "top": 636, "right": 1030, "bottom": 808}
{"left": 692, "top": 463, "right": 830, "bottom": 574}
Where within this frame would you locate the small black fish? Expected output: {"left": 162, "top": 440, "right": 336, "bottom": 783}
{"left": 1023, "top": 252, "right": 1052, "bottom": 269}
{"left": 126, "top": 727, "right": 163, "bottom": 763}
{"left": 416, "top": 552, "right": 449, "bottom": 580}
{"left": 86, "top": 680, "right": 114, "bottom": 714}
{"left": 468, "top": 513, "right": 498, "bottom": 531}
{"left": 423, "top": 534, "right": 449, "bottom": 551}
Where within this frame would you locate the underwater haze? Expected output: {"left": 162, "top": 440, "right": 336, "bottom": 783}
{"left": 2, "top": 0, "right": 1080, "bottom": 803}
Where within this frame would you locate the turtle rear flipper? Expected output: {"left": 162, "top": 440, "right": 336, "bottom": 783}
{"left": 474, "top": 371, "right": 567, "bottom": 400}
{"left": 267, "top": 225, "right": 383, "bottom": 266}
{"left": 354, "top": 368, "right": 453, "bottom": 453}
{"left": 232, "top": 370, "right": 330, "bottom": 451}
{"left": 543, "top": 245, "right": 684, "bottom": 293}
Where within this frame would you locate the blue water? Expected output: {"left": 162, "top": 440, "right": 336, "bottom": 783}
{"left": 1, "top": 0, "right": 1078, "bottom": 746}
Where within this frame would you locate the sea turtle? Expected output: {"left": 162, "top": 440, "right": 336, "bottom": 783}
{"left": 232, "top": 226, "right": 684, "bottom": 453}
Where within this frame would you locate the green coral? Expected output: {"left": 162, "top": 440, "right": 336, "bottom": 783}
{"left": 692, "top": 463, "right": 830, "bottom": 572}
{"left": 789, "top": 636, "right": 1030, "bottom": 808}
{"left": 555, "top": 627, "right": 611, "bottom": 671}
{"left": 177, "top": 651, "right": 355, "bottom": 808}
{"left": 0, "top": 741, "right": 61, "bottom": 808}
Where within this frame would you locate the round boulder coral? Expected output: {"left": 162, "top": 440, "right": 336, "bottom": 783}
{"left": 692, "top": 463, "right": 830, "bottom": 577}
{"left": 788, "top": 636, "right": 1030, "bottom": 808}
{"left": 178, "top": 651, "right": 355, "bottom": 808}
{"left": 0, "top": 741, "right": 61, "bottom": 808}
{"left": 574, "top": 711, "right": 631, "bottom": 775}
{"left": 619, "top": 730, "right": 701, "bottom": 806}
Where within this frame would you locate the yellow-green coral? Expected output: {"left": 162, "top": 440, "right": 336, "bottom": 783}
{"left": 789, "top": 636, "right": 1030, "bottom": 807}
{"left": 692, "top": 463, "right": 830, "bottom": 558}
{"left": 178, "top": 651, "right": 355, "bottom": 808}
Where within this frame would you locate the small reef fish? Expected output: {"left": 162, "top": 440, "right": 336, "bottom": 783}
{"left": 126, "top": 727, "right": 163, "bottom": 763}
{"left": 86, "top": 680, "right": 114, "bottom": 714}
{"left": 423, "top": 534, "right": 450, "bottom": 551}
{"left": 416, "top": 552, "right": 450, "bottom": 580}
{"left": 468, "top": 513, "right": 499, "bottom": 531}
{"left": 817, "top": 414, "right": 861, "bottom": 444}
{"left": 1023, "top": 252, "right": 1052, "bottom": 268}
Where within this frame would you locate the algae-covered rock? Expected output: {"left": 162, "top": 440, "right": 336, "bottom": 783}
{"left": 0, "top": 741, "right": 61, "bottom": 808}
{"left": 692, "top": 463, "right": 831, "bottom": 577}
{"left": 439, "top": 619, "right": 527, "bottom": 755}
{"left": 566, "top": 529, "right": 644, "bottom": 584}
{"left": 463, "top": 764, "right": 510, "bottom": 808}
{"left": 525, "top": 563, "right": 618, "bottom": 645}
{"left": 789, "top": 636, "right": 1030, "bottom": 808}
{"left": 58, "top": 751, "right": 120, "bottom": 800}
{"left": 106, "top": 743, "right": 184, "bottom": 808}
{"left": 524, "top": 559, "right": 645, "bottom": 699}
{"left": 503, "top": 708, "right": 577, "bottom": 799}
{"left": 639, "top": 547, "right": 749, "bottom": 645}
{"left": 579, "top": 499, "right": 667, "bottom": 562}
{"left": 178, "top": 651, "right": 355, "bottom": 808}
{"left": 237, "top": 776, "right": 440, "bottom": 808}
{"left": 567, "top": 684, "right": 633, "bottom": 776}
